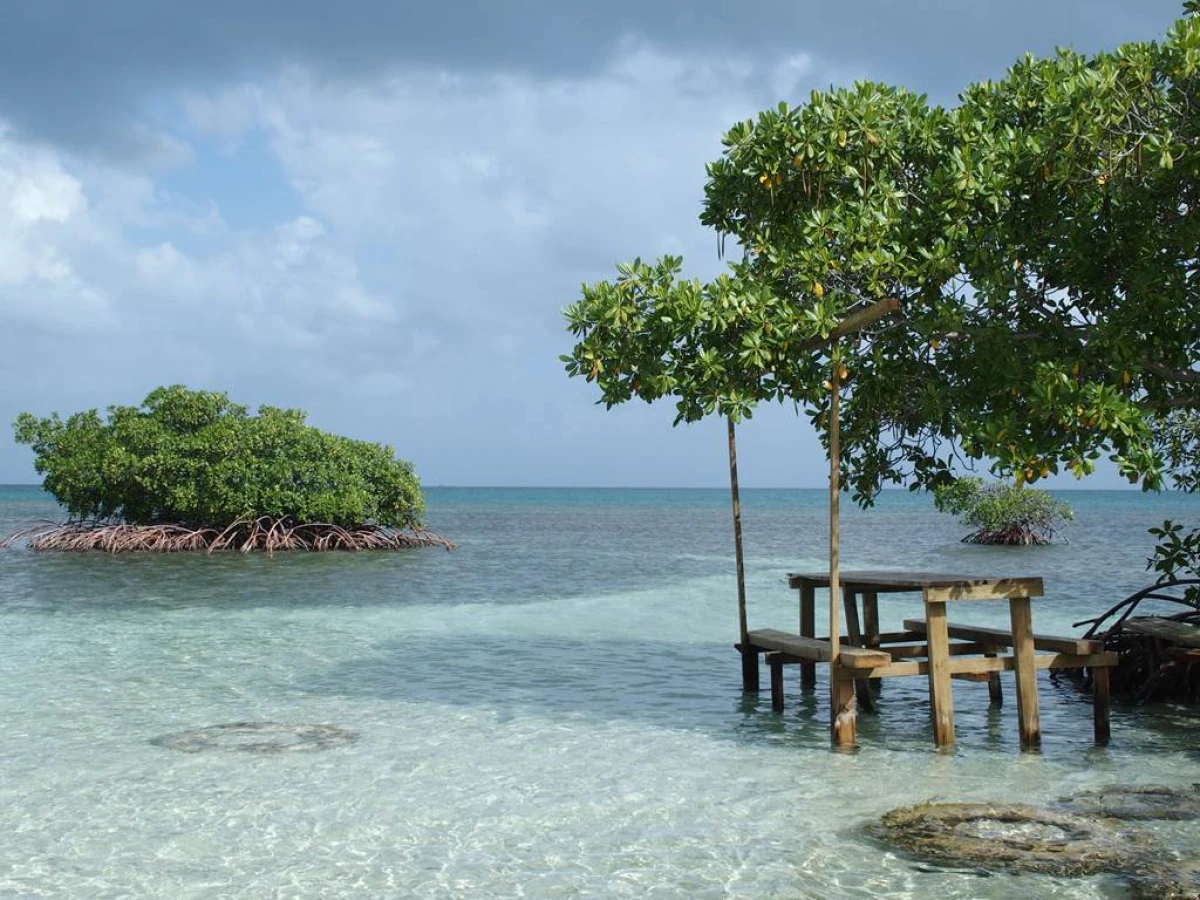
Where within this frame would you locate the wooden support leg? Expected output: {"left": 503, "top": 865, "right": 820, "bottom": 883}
{"left": 741, "top": 645, "right": 760, "bottom": 692}
{"left": 1092, "top": 664, "right": 1111, "bottom": 746}
{"left": 831, "top": 666, "right": 857, "bottom": 749}
{"left": 800, "top": 583, "right": 816, "bottom": 690}
{"left": 985, "top": 648, "right": 1003, "bottom": 707}
{"left": 842, "top": 590, "right": 874, "bottom": 712}
{"left": 863, "top": 591, "right": 882, "bottom": 693}
{"left": 770, "top": 657, "right": 784, "bottom": 712}
{"left": 924, "top": 596, "right": 955, "bottom": 749}
{"left": 1009, "top": 596, "right": 1042, "bottom": 750}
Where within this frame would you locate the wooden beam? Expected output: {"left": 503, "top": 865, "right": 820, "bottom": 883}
{"left": 1092, "top": 665, "right": 1111, "bottom": 746}
{"left": 799, "top": 582, "right": 816, "bottom": 688}
{"left": 922, "top": 578, "right": 1044, "bottom": 602}
{"left": 1010, "top": 596, "right": 1042, "bottom": 750}
{"left": 844, "top": 590, "right": 874, "bottom": 712}
{"left": 863, "top": 590, "right": 882, "bottom": 692}
{"left": 799, "top": 298, "right": 901, "bottom": 352}
{"left": 853, "top": 651, "right": 1119, "bottom": 680}
{"left": 883, "top": 642, "right": 992, "bottom": 658}
{"left": 924, "top": 597, "right": 956, "bottom": 748}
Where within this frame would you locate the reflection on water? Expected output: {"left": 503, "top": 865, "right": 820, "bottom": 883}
{"left": 1, "top": 486, "right": 1199, "bottom": 898}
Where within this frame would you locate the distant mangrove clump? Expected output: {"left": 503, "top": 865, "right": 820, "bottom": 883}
{"left": 934, "top": 478, "right": 1073, "bottom": 546}
{"left": 6, "top": 385, "right": 452, "bottom": 553}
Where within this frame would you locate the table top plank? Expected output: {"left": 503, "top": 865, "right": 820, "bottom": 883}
{"left": 788, "top": 570, "right": 1043, "bottom": 599}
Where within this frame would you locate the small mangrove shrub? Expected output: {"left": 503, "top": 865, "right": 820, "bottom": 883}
{"left": 934, "top": 478, "right": 1073, "bottom": 545}
{"left": 1146, "top": 411, "right": 1200, "bottom": 603}
{"left": 1146, "top": 520, "right": 1200, "bottom": 606}
{"left": 7, "top": 385, "right": 451, "bottom": 552}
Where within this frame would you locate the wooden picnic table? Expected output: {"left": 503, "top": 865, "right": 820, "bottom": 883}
{"left": 743, "top": 571, "right": 1116, "bottom": 750}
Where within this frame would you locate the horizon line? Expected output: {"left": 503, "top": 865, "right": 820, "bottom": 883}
{"left": 0, "top": 482, "right": 1152, "bottom": 492}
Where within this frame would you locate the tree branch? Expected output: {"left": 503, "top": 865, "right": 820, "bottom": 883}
{"left": 1143, "top": 360, "right": 1200, "bottom": 385}
{"left": 1143, "top": 396, "right": 1200, "bottom": 410}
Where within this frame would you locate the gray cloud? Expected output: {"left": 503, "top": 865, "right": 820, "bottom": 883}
{"left": 0, "top": 1, "right": 1185, "bottom": 155}
{"left": 0, "top": 2, "right": 1184, "bottom": 489}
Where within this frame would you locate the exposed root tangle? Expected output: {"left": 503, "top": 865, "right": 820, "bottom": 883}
{"left": 2, "top": 519, "right": 454, "bottom": 553}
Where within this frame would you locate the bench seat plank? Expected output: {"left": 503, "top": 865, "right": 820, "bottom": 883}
{"left": 747, "top": 629, "right": 892, "bottom": 669}
{"left": 903, "top": 619, "right": 1100, "bottom": 655}
{"left": 1123, "top": 617, "right": 1200, "bottom": 649}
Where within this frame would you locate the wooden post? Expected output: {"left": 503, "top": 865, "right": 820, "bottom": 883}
{"left": 799, "top": 581, "right": 816, "bottom": 689}
{"left": 924, "top": 593, "right": 955, "bottom": 748}
{"left": 862, "top": 591, "right": 880, "bottom": 646}
{"left": 1009, "top": 595, "right": 1042, "bottom": 750}
{"left": 829, "top": 360, "right": 856, "bottom": 749}
{"left": 843, "top": 590, "right": 874, "bottom": 712}
{"left": 1092, "top": 664, "right": 1111, "bottom": 746}
{"left": 770, "top": 657, "right": 785, "bottom": 712}
{"left": 985, "top": 649, "right": 1004, "bottom": 707}
{"left": 863, "top": 590, "right": 882, "bottom": 692}
{"left": 728, "top": 417, "right": 758, "bottom": 692}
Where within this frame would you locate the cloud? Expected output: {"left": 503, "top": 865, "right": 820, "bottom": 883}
{"left": 0, "top": 1, "right": 1184, "bottom": 157}
{"left": 0, "top": 4, "right": 1179, "bottom": 488}
{"left": 0, "top": 38, "right": 821, "bottom": 483}
{"left": 0, "top": 129, "right": 111, "bottom": 332}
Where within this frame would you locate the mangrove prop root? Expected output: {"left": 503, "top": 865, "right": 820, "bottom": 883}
{"left": 961, "top": 526, "right": 1053, "bottom": 545}
{"left": 865, "top": 802, "right": 1153, "bottom": 877}
{"left": 0, "top": 518, "right": 455, "bottom": 553}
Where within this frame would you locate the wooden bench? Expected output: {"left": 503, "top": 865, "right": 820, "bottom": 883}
{"left": 747, "top": 629, "right": 892, "bottom": 668}
{"left": 903, "top": 618, "right": 1116, "bottom": 742}
{"left": 747, "top": 620, "right": 1116, "bottom": 740}
{"left": 763, "top": 571, "right": 1115, "bottom": 749}
{"left": 1122, "top": 617, "right": 1200, "bottom": 649}
{"left": 747, "top": 629, "right": 894, "bottom": 712}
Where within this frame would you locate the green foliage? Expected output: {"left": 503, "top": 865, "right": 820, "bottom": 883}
{"left": 13, "top": 386, "right": 425, "bottom": 529}
{"left": 933, "top": 478, "right": 1074, "bottom": 545}
{"left": 1147, "top": 411, "right": 1200, "bottom": 590}
{"left": 1147, "top": 519, "right": 1200, "bottom": 587}
{"left": 563, "top": 7, "right": 1200, "bottom": 514}
{"left": 562, "top": 258, "right": 820, "bottom": 425}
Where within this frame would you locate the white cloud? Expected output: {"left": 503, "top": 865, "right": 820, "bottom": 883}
{"left": 0, "top": 43, "right": 844, "bottom": 484}
{"left": 0, "top": 128, "right": 110, "bottom": 331}
{"left": 185, "top": 43, "right": 785, "bottom": 342}
{"left": 770, "top": 53, "right": 817, "bottom": 99}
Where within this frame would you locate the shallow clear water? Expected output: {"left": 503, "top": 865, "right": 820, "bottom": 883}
{"left": 1, "top": 485, "right": 1199, "bottom": 898}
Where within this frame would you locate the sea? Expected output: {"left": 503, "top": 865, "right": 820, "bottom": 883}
{"left": 1, "top": 484, "right": 1199, "bottom": 899}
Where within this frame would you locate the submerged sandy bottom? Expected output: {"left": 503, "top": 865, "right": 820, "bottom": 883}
{"left": 1, "top": 488, "right": 1198, "bottom": 898}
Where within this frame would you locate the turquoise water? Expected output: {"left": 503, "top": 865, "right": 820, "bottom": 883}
{"left": 1, "top": 485, "right": 1199, "bottom": 898}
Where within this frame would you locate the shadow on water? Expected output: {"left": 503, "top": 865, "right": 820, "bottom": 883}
{"left": 295, "top": 633, "right": 1168, "bottom": 757}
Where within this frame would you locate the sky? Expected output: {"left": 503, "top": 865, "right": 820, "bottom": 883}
{"left": 0, "top": 1, "right": 1186, "bottom": 488}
